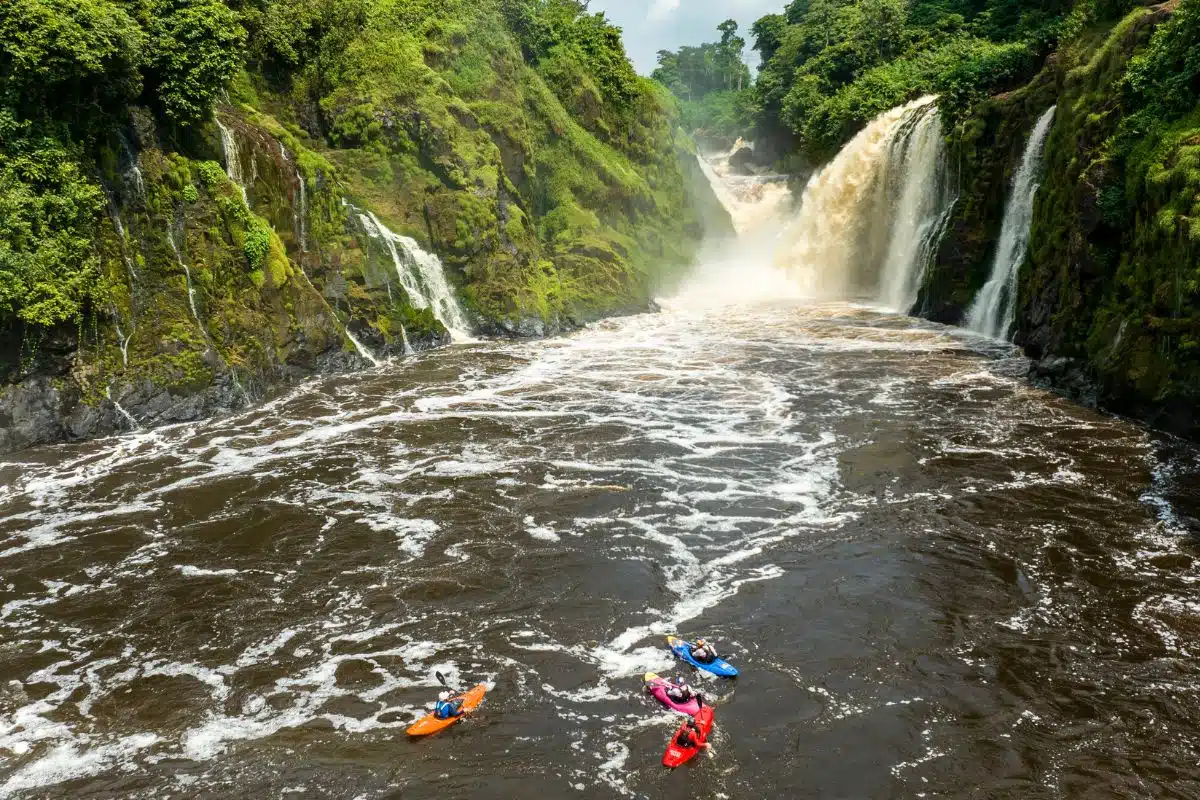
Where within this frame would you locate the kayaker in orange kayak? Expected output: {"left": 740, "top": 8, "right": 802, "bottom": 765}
{"left": 433, "top": 690, "right": 465, "bottom": 720}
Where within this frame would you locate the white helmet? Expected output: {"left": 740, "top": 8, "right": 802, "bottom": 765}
{"left": 438, "top": 691, "right": 450, "bottom": 701}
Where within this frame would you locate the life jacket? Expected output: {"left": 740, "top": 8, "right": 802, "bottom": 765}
{"left": 434, "top": 700, "right": 457, "bottom": 719}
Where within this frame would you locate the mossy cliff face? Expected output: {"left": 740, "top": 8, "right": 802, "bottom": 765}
{"left": 1014, "top": 4, "right": 1197, "bottom": 434}
{"left": 0, "top": 3, "right": 727, "bottom": 453}
{"left": 918, "top": 2, "right": 1200, "bottom": 438}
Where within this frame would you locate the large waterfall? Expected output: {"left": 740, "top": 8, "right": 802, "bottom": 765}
{"left": 780, "top": 96, "right": 955, "bottom": 311}
{"left": 964, "top": 106, "right": 1056, "bottom": 340}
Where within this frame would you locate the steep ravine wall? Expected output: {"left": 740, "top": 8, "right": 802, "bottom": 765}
{"left": 922, "top": 3, "right": 1200, "bottom": 439}
{"left": 0, "top": 25, "right": 729, "bottom": 454}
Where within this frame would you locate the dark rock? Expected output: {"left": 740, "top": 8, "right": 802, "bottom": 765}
{"left": 728, "top": 146, "right": 756, "bottom": 175}
{"left": 0, "top": 377, "right": 68, "bottom": 453}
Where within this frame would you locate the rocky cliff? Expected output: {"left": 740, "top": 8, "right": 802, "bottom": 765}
{"left": 0, "top": 0, "right": 730, "bottom": 454}
{"left": 919, "top": 2, "right": 1200, "bottom": 438}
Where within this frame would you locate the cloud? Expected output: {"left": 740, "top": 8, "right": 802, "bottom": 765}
{"left": 646, "top": 0, "right": 682, "bottom": 22}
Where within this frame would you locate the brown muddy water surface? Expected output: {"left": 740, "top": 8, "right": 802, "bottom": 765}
{"left": 2, "top": 304, "right": 1200, "bottom": 799}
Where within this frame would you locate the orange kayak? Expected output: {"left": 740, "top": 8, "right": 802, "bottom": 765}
{"left": 406, "top": 684, "right": 487, "bottom": 736}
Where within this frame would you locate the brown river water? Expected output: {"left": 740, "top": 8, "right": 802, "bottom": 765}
{"left": 3, "top": 300, "right": 1200, "bottom": 798}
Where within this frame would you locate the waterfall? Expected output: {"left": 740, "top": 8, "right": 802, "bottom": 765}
{"left": 279, "top": 143, "right": 309, "bottom": 253}
{"left": 216, "top": 118, "right": 249, "bottom": 206}
{"left": 345, "top": 329, "right": 381, "bottom": 367}
{"left": 696, "top": 143, "right": 792, "bottom": 237}
{"left": 353, "top": 208, "right": 472, "bottom": 341}
{"left": 230, "top": 372, "right": 251, "bottom": 407}
{"left": 167, "top": 230, "right": 206, "bottom": 333}
{"left": 119, "top": 134, "right": 145, "bottom": 202}
{"left": 107, "top": 201, "right": 138, "bottom": 280}
{"left": 780, "top": 96, "right": 955, "bottom": 310}
{"left": 875, "top": 105, "right": 957, "bottom": 311}
{"left": 114, "top": 320, "right": 133, "bottom": 368}
{"left": 106, "top": 387, "right": 139, "bottom": 430}
{"left": 964, "top": 106, "right": 1057, "bottom": 340}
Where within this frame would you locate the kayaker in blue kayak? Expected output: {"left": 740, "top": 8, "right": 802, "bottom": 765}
{"left": 691, "top": 638, "right": 718, "bottom": 664}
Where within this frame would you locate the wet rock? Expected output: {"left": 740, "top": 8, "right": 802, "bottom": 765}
{"left": 1028, "top": 355, "right": 1099, "bottom": 408}
{"left": 0, "top": 376, "right": 69, "bottom": 453}
{"left": 728, "top": 145, "right": 756, "bottom": 175}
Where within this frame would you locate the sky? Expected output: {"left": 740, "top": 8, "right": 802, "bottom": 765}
{"left": 588, "top": 0, "right": 782, "bottom": 76}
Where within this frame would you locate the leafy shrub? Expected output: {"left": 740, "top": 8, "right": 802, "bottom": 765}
{"left": 243, "top": 219, "right": 272, "bottom": 271}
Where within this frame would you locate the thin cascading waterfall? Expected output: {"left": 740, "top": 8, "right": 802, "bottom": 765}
{"left": 780, "top": 95, "right": 954, "bottom": 308}
{"left": 354, "top": 208, "right": 472, "bottom": 341}
{"left": 167, "top": 229, "right": 206, "bottom": 335}
{"left": 344, "top": 329, "right": 381, "bottom": 367}
{"left": 107, "top": 201, "right": 138, "bottom": 281}
{"left": 119, "top": 133, "right": 145, "bottom": 202}
{"left": 280, "top": 143, "right": 309, "bottom": 253}
{"left": 875, "top": 104, "right": 957, "bottom": 312}
{"left": 105, "top": 386, "right": 139, "bottom": 430}
{"left": 114, "top": 318, "right": 133, "bottom": 368}
{"left": 216, "top": 118, "right": 249, "bottom": 206}
{"left": 964, "top": 106, "right": 1057, "bottom": 340}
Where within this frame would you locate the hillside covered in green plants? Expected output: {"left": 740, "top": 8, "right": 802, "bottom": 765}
{"left": 659, "top": 0, "right": 1200, "bottom": 439}
{"left": 0, "top": 0, "right": 730, "bottom": 452}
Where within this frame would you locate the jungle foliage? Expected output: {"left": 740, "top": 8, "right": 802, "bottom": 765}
{"left": 0, "top": 0, "right": 700, "bottom": 335}
{"left": 653, "top": 0, "right": 1140, "bottom": 160}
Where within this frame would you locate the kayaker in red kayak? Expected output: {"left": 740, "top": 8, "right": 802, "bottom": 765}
{"left": 674, "top": 717, "right": 710, "bottom": 751}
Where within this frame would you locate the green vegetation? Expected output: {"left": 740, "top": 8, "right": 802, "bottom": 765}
{"left": 651, "top": 20, "right": 753, "bottom": 140}
{"left": 654, "top": 0, "right": 1137, "bottom": 161}
{"left": 0, "top": 0, "right": 720, "bottom": 447}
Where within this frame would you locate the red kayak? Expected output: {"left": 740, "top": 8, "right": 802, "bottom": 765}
{"left": 663, "top": 705, "right": 714, "bottom": 768}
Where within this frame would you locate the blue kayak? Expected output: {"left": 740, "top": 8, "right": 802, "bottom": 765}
{"left": 667, "top": 635, "right": 739, "bottom": 677}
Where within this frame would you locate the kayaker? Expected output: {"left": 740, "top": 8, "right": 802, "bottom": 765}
{"left": 433, "top": 691, "right": 464, "bottom": 720}
{"left": 691, "top": 638, "right": 717, "bottom": 664}
{"left": 666, "top": 676, "right": 697, "bottom": 704}
{"left": 675, "top": 718, "right": 710, "bottom": 751}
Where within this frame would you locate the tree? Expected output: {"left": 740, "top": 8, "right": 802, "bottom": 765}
{"left": 716, "top": 19, "right": 749, "bottom": 90}
{"left": 145, "top": 0, "right": 246, "bottom": 126}
{"left": 751, "top": 14, "right": 788, "bottom": 65}
{"left": 0, "top": 0, "right": 145, "bottom": 127}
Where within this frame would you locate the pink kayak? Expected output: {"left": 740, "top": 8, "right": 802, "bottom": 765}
{"left": 644, "top": 672, "right": 701, "bottom": 716}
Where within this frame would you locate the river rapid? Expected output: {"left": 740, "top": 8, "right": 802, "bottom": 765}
{"left": 3, "top": 295, "right": 1200, "bottom": 798}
